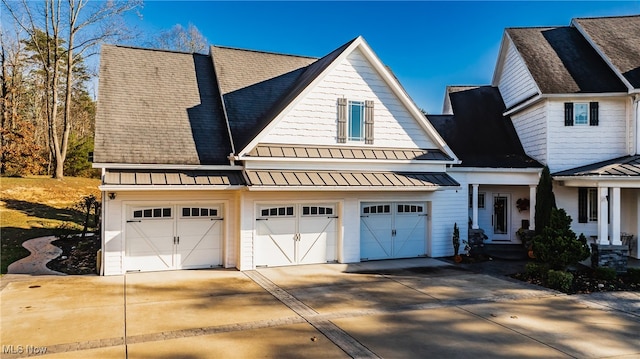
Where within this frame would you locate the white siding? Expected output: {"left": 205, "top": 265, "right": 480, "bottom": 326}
{"left": 547, "top": 98, "right": 627, "bottom": 173}
{"left": 428, "top": 189, "right": 468, "bottom": 257}
{"left": 261, "top": 48, "right": 437, "bottom": 149}
{"left": 496, "top": 39, "right": 539, "bottom": 109}
{"left": 511, "top": 102, "right": 547, "bottom": 165}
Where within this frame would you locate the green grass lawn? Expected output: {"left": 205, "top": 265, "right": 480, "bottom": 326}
{"left": 0, "top": 176, "right": 101, "bottom": 273}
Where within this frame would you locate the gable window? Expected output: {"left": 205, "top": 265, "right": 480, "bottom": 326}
{"left": 349, "top": 101, "right": 365, "bottom": 141}
{"left": 469, "top": 192, "right": 486, "bottom": 209}
{"left": 564, "top": 102, "right": 599, "bottom": 126}
{"left": 337, "top": 98, "right": 374, "bottom": 144}
{"left": 578, "top": 188, "right": 598, "bottom": 223}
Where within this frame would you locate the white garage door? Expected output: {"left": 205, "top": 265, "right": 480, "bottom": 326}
{"left": 255, "top": 204, "right": 338, "bottom": 267}
{"left": 360, "top": 202, "right": 427, "bottom": 260}
{"left": 125, "top": 204, "right": 223, "bottom": 272}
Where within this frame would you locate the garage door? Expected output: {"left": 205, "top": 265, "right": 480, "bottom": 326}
{"left": 360, "top": 202, "right": 427, "bottom": 260}
{"left": 125, "top": 204, "right": 223, "bottom": 272}
{"left": 255, "top": 204, "right": 338, "bottom": 267}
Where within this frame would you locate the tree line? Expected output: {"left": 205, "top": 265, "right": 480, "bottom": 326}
{"left": 1, "top": 0, "right": 209, "bottom": 179}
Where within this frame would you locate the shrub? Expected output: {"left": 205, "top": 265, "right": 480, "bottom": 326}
{"left": 547, "top": 269, "right": 574, "bottom": 292}
{"left": 532, "top": 208, "right": 590, "bottom": 270}
{"left": 594, "top": 267, "right": 617, "bottom": 281}
{"left": 525, "top": 262, "right": 547, "bottom": 278}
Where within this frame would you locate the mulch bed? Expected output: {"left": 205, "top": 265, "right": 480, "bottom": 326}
{"left": 511, "top": 267, "right": 640, "bottom": 294}
{"left": 47, "top": 234, "right": 100, "bottom": 275}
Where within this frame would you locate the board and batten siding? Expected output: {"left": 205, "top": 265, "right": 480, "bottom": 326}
{"left": 496, "top": 39, "right": 539, "bottom": 109}
{"left": 511, "top": 102, "right": 547, "bottom": 165}
{"left": 261, "top": 48, "right": 437, "bottom": 149}
{"left": 546, "top": 98, "right": 627, "bottom": 173}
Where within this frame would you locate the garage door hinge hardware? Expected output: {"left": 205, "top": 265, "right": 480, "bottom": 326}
{"left": 392, "top": 229, "right": 397, "bottom": 236}
{"left": 419, "top": 214, "right": 428, "bottom": 217}
{"left": 173, "top": 236, "right": 180, "bottom": 244}
{"left": 328, "top": 216, "right": 339, "bottom": 219}
{"left": 127, "top": 220, "right": 142, "bottom": 223}
{"left": 360, "top": 215, "right": 369, "bottom": 218}
{"left": 213, "top": 218, "right": 224, "bottom": 221}
{"left": 256, "top": 218, "right": 268, "bottom": 221}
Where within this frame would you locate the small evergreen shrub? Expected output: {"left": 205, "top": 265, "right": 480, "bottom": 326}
{"left": 532, "top": 208, "right": 590, "bottom": 270}
{"left": 525, "top": 262, "right": 547, "bottom": 278}
{"left": 594, "top": 267, "right": 617, "bottom": 281}
{"left": 547, "top": 270, "right": 574, "bottom": 292}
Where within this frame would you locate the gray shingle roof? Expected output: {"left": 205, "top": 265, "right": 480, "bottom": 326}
{"left": 574, "top": 15, "right": 640, "bottom": 89}
{"left": 94, "top": 46, "right": 231, "bottom": 165}
{"left": 245, "top": 170, "right": 459, "bottom": 188}
{"left": 553, "top": 155, "right": 640, "bottom": 177}
{"left": 429, "top": 86, "right": 542, "bottom": 168}
{"left": 506, "top": 27, "right": 627, "bottom": 93}
{"left": 246, "top": 144, "right": 452, "bottom": 161}
{"left": 213, "top": 39, "right": 357, "bottom": 152}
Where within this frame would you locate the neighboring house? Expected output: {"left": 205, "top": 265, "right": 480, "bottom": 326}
{"left": 436, "top": 15, "right": 640, "bottom": 258}
{"left": 94, "top": 37, "right": 464, "bottom": 275}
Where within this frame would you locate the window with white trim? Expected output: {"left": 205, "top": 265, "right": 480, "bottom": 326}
{"left": 363, "top": 205, "right": 391, "bottom": 214}
{"left": 260, "top": 206, "right": 294, "bottom": 217}
{"left": 578, "top": 187, "right": 598, "bottom": 223}
{"left": 348, "top": 101, "right": 365, "bottom": 141}
{"left": 564, "top": 102, "right": 599, "bottom": 126}
{"left": 181, "top": 207, "right": 219, "bottom": 218}
{"left": 302, "top": 206, "right": 334, "bottom": 216}
{"left": 133, "top": 207, "right": 172, "bottom": 219}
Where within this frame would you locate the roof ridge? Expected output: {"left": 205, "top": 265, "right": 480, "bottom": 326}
{"left": 106, "top": 44, "right": 203, "bottom": 55}
{"left": 506, "top": 25, "right": 563, "bottom": 30}
{"left": 211, "top": 44, "right": 318, "bottom": 60}
{"left": 574, "top": 14, "right": 640, "bottom": 21}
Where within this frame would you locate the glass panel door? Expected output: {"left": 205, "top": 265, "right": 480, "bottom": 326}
{"left": 493, "top": 194, "right": 510, "bottom": 240}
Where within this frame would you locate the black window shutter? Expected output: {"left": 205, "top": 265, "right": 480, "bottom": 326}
{"left": 364, "top": 100, "right": 374, "bottom": 144}
{"left": 564, "top": 102, "right": 573, "bottom": 126}
{"left": 578, "top": 188, "right": 587, "bottom": 223}
{"left": 589, "top": 102, "right": 599, "bottom": 126}
{"left": 337, "top": 98, "right": 347, "bottom": 143}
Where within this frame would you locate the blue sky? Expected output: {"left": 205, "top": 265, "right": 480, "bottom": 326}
{"left": 128, "top": 1, "right": 640, "bottom": 113}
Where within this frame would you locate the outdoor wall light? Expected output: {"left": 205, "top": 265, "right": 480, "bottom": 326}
{"left": 108, "top": 192, "right": 117, "bottom": 200}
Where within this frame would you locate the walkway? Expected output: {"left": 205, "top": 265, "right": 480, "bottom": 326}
{"left": 6, "top": 236, "right": 65, "bottom": 275}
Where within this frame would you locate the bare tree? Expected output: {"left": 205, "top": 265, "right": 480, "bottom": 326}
{"left": 155, "top": 23, "right": 208, "bottom": 53}
{"left": 2, "top": 0, "right": 141, "bottom": 178}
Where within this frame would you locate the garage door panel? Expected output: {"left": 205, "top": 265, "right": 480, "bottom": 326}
{"left": 176, "top": 218, "right": 222, "bottom": 269}
{"left": 360, "top": 202, "right": 426, "bottom": 260}
{"left": 125, "top": 204, "right": 223, "bottom": 272}
{"left": 255, "top": 204, "right": 337, "bottom": 267}
{"left": 255, "top": 218, "right": 296, "bottom": 266}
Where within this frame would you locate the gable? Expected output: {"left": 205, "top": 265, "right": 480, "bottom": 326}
{"left": 258, "top": 47, "right": 440, "bottom": 150}
{"left": 493, "top": 35, "right": 539, "bottom": 109}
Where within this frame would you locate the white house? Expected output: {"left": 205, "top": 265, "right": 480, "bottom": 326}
{"left": 94, "top": 37, "right": 468, "bottom": 275}
{"left": 431, "top": 15, "right": 640, "bottom": 262}
{"left": 94, "top": 15, "right": 640, "bottom": 275}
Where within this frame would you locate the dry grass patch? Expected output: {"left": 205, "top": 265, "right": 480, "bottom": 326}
{"left": 1, "top": 176, "right": 100, "bottom": 273}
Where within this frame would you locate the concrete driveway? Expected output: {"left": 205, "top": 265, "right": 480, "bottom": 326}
{"left": 1, "top": 258, "right": 639, "bottom": 358}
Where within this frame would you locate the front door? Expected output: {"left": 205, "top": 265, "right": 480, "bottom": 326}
{"left": 492, "top": 194, "right": 510, "bottom": 241}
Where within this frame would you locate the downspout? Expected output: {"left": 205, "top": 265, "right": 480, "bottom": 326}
{"left": 100, "top": 167, "right": 106, "bottom": 276}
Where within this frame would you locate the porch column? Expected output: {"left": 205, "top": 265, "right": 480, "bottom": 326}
{"left": 529, "top": 185, "right": 536, "bottom": 231}
{"left": 598, "top": 187, "right": 609, "bottom": 245}
{"left": 611, "top": 187, "right": 622, "bottom": 245}
{"left": 471, "top": 184, "right": 479, "bottom": 229}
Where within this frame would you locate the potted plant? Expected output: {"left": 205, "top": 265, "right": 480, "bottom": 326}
{"left": 452, "top": 223, "right": 462, "bottom": 263}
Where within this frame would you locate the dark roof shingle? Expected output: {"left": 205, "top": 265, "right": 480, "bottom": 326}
{"left": 94, "top": 46, "right": 231, "bottom": 165}
{"left": 506, "top": 27, "right": 627, "bottom": 93}
{"left": 574, "top": 15, "right": 640, "bottom": 89}
{"left": 428, "top": 86, "right": 542, "bottom": 168}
